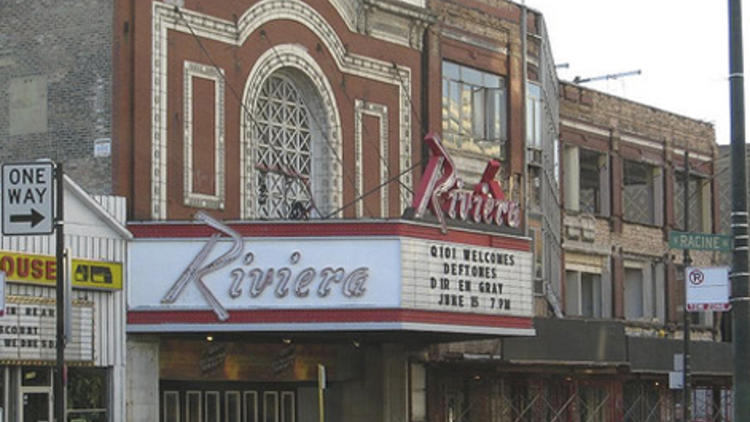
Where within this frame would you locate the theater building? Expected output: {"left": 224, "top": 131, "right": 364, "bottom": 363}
{"left": 0, "top": 177, "right": 129, "bottom": 421}
{"left": 114, "top": 0, "right": 542, "bottom": 421}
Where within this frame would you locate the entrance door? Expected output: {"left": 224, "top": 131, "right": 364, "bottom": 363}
{"left": 19, "top": 366, "right": 53, "bottom": 422}
{"left": 22, "top": 391, "right": 50, "bottom": 422}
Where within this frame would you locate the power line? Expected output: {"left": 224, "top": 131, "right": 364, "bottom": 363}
{"left": 324, "top": 158, "right": 424, "bottom": 219}
{"left": 337, "top": 73, "right": 412, "bottom": 197}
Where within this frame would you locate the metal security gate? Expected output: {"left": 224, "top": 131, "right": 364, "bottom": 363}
{"left": 623, "top": 382, "right": 664, "bottom": 422}
{"left": 499, "top": 379, "right": 614, "bottom": 422}
{"left": 440, "top": 374, "right": 733, "bottom": 422}
{"left": 691, "top": 387, "right": 732, "bottom": 422}
{"left": 444, "top": 377, "right": 615, "bottom": 422}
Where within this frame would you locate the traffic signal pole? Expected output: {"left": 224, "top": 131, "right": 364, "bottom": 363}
{"left": 728, "top": 0, "right": 749, "bottom": 421}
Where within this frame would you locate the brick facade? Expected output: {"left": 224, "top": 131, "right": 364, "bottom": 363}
{"left": 561, "top": 83, "right": 717, "bottom": 155}
{"left": 114, "top": 0, "right": 429, "bottom": 221}
{"left": 0, "top": 0, "right": 113, "bottom": 194}
{"left": 560, "top": 81, "right": 723, "bottom": 336}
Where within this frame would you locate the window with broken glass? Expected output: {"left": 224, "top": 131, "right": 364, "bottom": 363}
{"left": 674, "top": 171, "right": 710, "bottom": 233}
{"left": 442, "top": 61, "right": 507, "bottom": 158}
{"left": 623, "top": 160, "right": 658, "bottom": 225}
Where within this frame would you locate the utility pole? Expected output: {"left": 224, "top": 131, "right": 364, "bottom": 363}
{"left": 55, "top": 163, "right": 66, "bottom": 422}
{"left": 682, "top": 151, "right": 692, "bottom": 422}
{"left": 728, "top": 0, "right": 749, "bottom": 421}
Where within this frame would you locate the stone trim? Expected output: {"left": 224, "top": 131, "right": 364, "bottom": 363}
{"left": 354, "top": 100, "right": 389, "bottom": 217}
{"left": 561, "top": 118, "right": 713, "bottom": 162}
{"left": 182, "top": 61, "right": 226, "bottom": 210}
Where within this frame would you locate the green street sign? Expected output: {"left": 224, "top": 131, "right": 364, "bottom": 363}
{"left": 668, "top": 231, "right": 732, "bottom": 251}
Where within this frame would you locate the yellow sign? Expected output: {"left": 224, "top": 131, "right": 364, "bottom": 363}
{"left": 0, "top": 250, "right": 122, "bottom": 290}
{"left": 71, "top": 258, "right": 123, "bottom": 290}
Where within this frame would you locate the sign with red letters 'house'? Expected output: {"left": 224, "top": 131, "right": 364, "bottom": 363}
{"left": 411, "top": 133, "right": 521, "bottom": 232}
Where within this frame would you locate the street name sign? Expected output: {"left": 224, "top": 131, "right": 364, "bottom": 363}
{"left": 668, "top": 231, "right": 731, "bottom": 252}
{"left": 1, "top": 162, "right": 54, "bottom": 235}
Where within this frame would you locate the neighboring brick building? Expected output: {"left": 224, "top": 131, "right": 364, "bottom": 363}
{"left": 555, "top": 83, "right": 728, "bottom": 419}
{"left": 0, "top": 0, "right": 113, "bottom": 194}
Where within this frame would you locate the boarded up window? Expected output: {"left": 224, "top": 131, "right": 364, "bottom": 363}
{"left": 9, "top": 75, "right": 47, "bottom": 136}
{"left": 674, "top": 172, "right": 710, "bottom": 232}
{"left": 623, "top": 161, "right": 657, "bottom": 225}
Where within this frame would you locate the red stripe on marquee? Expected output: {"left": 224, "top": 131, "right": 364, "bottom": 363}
{"left": 127, "top": 308, "right": 534, "bottom": 329}
{"left": 127, "top": 221, "right": 531, "bottom": 251}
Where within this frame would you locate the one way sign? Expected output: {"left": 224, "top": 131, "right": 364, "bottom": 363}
{"left": 2, "top": 162, "right": 54, "bottom": 235}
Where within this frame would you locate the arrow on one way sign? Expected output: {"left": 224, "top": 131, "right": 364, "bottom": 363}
{"left": 9, "top": 208, "right": 45, "bottom": 227}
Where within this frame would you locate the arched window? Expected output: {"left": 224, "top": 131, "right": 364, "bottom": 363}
{"left": 242, "top": 47, "right": 342, "bottom": 221}
{"left": 254, "top": 73, "right": 313, "bottom": 219}
{"left": 251, "top": 70, "right": 333, "bottom": 219}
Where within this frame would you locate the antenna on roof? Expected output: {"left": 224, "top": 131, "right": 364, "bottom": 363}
{"left": 573, "top": 69, "right": 642, "bottom": 84}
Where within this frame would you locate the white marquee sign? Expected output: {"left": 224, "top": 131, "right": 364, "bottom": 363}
{"left": 129, "top": 215, "right": 533, "bottom": 323}
{"left": 401, "top": 240, "right": 533, "bottom": 317}
{"left": 0, "top": 301, "right": 93, "bottom": 361}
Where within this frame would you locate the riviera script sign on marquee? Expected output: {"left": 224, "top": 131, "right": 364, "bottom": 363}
{"left": 411, "top": 133, "right": 521, "bottom": 231}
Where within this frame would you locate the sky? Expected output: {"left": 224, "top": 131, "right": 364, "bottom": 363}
{"left": 524, "top": 0, "right": 747, "bottom": 146}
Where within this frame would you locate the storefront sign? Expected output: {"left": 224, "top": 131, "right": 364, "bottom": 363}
{"left": 412, "top": 133, "right": 521, "bottom": 231}
{"left": 0, "top": 300, "right": 93, "bottom": 361}
{"left": 401, "top": 240, "right": 533, "bottom": 317}
{"left": 0, "top": 250, "right": 123, "bottom": 290}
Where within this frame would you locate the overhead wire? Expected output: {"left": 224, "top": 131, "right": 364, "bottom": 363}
{"left": 324, "top": 158, "right": 425, "bottom": 220}
{"left": 336, "top": 72, "right": 417, "bottom": 217}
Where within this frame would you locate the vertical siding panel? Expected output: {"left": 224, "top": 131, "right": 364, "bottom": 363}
{"left": 109, "top": 291, "right": 116, "bottom": 366}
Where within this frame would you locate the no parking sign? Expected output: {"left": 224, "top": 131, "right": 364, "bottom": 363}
{"left": 685, "top": 266, "right": 730, "bottom": 311}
